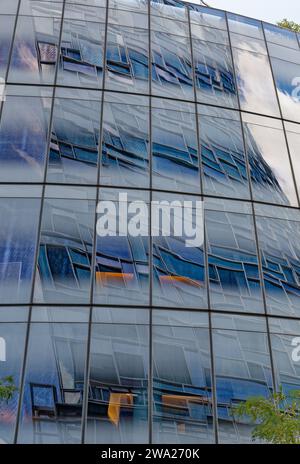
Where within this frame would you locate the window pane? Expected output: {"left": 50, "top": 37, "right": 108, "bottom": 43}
{"left": 255, "top": 205, "right": 300, "bottom": 318}
{"left": 0, "top": 0, "right": 19, "bottom": 15}
{"left": 264, "top": 22, "right": 299, "bottom": 49}
{"left": 34, "top": 190, "right": 96, "bottom": 304}
{"left": 0, "top": 16, "right": 15, "bottom": 80}
{"left": 94, "top": 189, "right": 150, "bottom": 305}
{"left": 285, "top": 122, "right": 300, "bottom": 199}
{"left": 0, "top": 92, "right": 51, "bottom": 182}
{"left": 0, "top": 197, "right": 41, "bottom": 304}
{"left": 270, "top": 57, "right": 300, "bottom": 124}
{"left": 106, "top": 25, "right": 149, "bottom": 94}
{"left": 227, "top": 13, "right": 264, "bottom": 40}
{"left": 57, "top": 18, "right": 105, "bottom": 88}
{"left": 232, "top": 46, "right": 280, "bottom": 116}
{"left": 192, "top": 25, "right": 238, "bottom": 109}
{"left": 151, "top": 0, "right": 187, "bottom": 21}
{"left": 0, "top": 323, "right": 27, "bottom": 444}
{"left": 153, "top": 316, "right": 214, "bottom": 444}
{"left": 152, "top": 99, "right": 200, "bottom": 193}
{"left": 85, "top": 321, "right": 149, "bottom": 443}
{"left": 17, "top": 323, "right": 88, "bottom": 444}
{"left": 100, "top": 93, "right": 149, "bottom": 188}
{"left": 9, "top": 13, "right": 62, "bottom": 85}
{"left": 198, "top": 106, "right": 250, "bottom": 199}
{"left": 47, "top": 89, "right": 102, "bottom": 184}
{"left": 151, "top": 31, "right": 193, "bottom": 101}
{"left": 189, "top": 5, "right": 226, "bottom": 30}
{"left": 271, "top": 332, "right": 300, "bottom": 397}
{"left": 152, "top": 192, "right": 206, "bottom": 309}
{"left": 206, "top": 200, "right": 264, "bottom": 313}
{"left": 243, "top": 114, "right": 298, "bottom": 206}
{"left": 213, "top": 324, "right": 273, "bottom": 443}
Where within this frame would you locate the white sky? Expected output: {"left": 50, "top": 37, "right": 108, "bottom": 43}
{"left": 182, "top": 0, "right": 300, "bottom": 25}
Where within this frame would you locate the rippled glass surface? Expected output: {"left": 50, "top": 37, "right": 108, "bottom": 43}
{"left": 206, "top": 200, "right": 264, "bottom": 313}
{"left": 9, "top": 8, "right": 62, "bottom": 85}
{"left": 34, "top": 188, "right": 96, "bottom": 304}
{"left": 152, "top": 192, "right": 206, "bottom": 309}
{"left": 85, "top": 318, "right": 149, "bottom": 443}
{"left": 153, "top": 312, "right": 214, "bottom": 444}
{"left": 0, "top": 193, "right": 41, "bottom": 304}
{"left": 152, "top": 99, "right": 200, "bottom": 192}
{"left": 100, "top": 93, "right": 149, "bottom": 188}
{"left": 212, "top": 315, "right": 273, "bottom": 443}
{"left": 0, "top": 322, "right": 27, "bottom": 444}
{"left": 17, "top": 322, "right": 88, "bottom": 444}
{"left": 47, "top": 89, "right": 102, "bottom": 184}
{"left": 255, "top": 205, "right": 300, "bottom": 318}
{"left": 243, "top": 114, "right": 298, "bottom": 206}
{"left": 151, "top": 31, "right": 193, "bottom": 100}
{"left": 198, "top": 106, "right": 250, "bottom": 199}
{"left": 58, "top": 16, "right": 105, "bottom": 88}
{"left": 106, "top": 25, "right": 149, "bottom": 94}
{"left": 0, "top": 90, "right": 51, "bottom": 182}
{"left": 94, "top": 189, "right": 149, "bottom": 306}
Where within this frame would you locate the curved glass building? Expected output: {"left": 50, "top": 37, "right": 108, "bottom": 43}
{"left": 0, "top": 0, "right": 300, "bottom": 444}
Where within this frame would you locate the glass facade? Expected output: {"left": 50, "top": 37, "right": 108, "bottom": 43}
{"left": 0, "top": 0, "right": 300, "bottom": 445}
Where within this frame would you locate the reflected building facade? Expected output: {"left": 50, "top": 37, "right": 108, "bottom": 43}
{"left": 0, "top": 0, "right": 300, "bottom": 445}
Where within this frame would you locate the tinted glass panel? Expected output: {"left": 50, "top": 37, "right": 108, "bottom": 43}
{"left": 153, "top": 318, "right": 214, "bottom": 443}
{"left": 47, "top": 90, "right": 102, "bottom": 185}
{"left": 94, "top": 190, "right": 149, "bottom": 306}
{"left": 100, "top": 94, "right": 149, "bottom": 188}
{"left": 198, "top": 107, "right": 250, "bottom": 199}
{"left": 106, "top": 25, "right": 149, "bottom": 94}
{"left": 0, "top": 323, "right": 27, "bottom": 444}
{"left": 151, "top": 31, "right": 193, "bottom": 101}
{"left": 232, "top": 46, "right": 280, "bottom": 117}
{"left": 17, "top": 323, "right": 88, "bottom": 444}
{"left": 152, "top": 192, "right": 206, "bottom": 309}
{"left": 9, "top": 14, "right": 61, "bottom": 85}
{"left": 58, "top": 18, "right": 105, "bottom": 88}
{"left": 213, "top": 325, "right": 273, "bottom": 443}
{"left": 152, "top": 99, "right": 200, "bottom": 193}
{"left": 256, "top": 205, "right": 300, "bottom": 317}
{"left": 34, "top": 191, "right": 96, "bottom": 304}
{"left": 85, "top": 321, "right": 149, "bottom": 443}
{"left": 0, "top": 16, "right": 15, "bottom": 80}
{"left": 243, "top": 114, "right": 298, "bottom": 206}
{"left": 206, "top": 200, "right": 264, "bottom": 313}
{"left": 0, "top": 197, "right": 41, "bottom": 304}
{"left": 0, "top": 93, "right": 51, "bottom": 182}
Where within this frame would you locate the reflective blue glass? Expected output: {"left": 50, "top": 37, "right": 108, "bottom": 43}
{"left": 34, "top": 189, "right": 96, "bottom": 304}
{"left": 213, "top": 321, "right": 273, "bottom": 443}
{"left": 0, "top": 323, "right": 27, "bottom": 444}
{"left": 0, "top": 16, "right": 15, "bottom": 80}
{"left": 153, "top": 315, "right": 214, "bottom": 444}
{"left": 151, "top": 31, "right": 193, "bottom": 100}
{"left": 17, "top": 323, "right": 88, "bottom": 444}
{"left": 206, "top": 200, "right": 264, "bottom": 313}
{"left": 100, "top": 93, "right": 149, "bottom": 188}
{"left": 58, "top": 17, "right": 105, "bottom": 88}
{"left": 152, "top": 192, "right": 206, "bottom": 309}
{"left": 47, "top": 89, "right": 102, "bottom": 185}
{"left": 256, "top": 205, "right": 300, "bottom": 318}
{"left": 106, "top": 25, "right": 149, "bottom": 94}
{"left": 243, "top": 114, "right": 298, "bottom": 207}
{"left": 152, "top": 99, "right": 200, "bottom": 192}
{"left": 0, "top": 196, "right": 41, "bottom": 304}
{"left": 94, "top": 190, "right": 149, "bottom": 306}
{"left": 85, "top": 321, "right": 149, "bottom": 444}
{"left": 198, "top": 106, "right": 250, "bottom": 199}
{"left": 0, "top": 92, "right": 51, "bottom": 182}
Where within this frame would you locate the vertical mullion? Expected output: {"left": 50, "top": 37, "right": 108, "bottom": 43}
{"left": 148, "top": 0, "right": 153, "bottom": 446}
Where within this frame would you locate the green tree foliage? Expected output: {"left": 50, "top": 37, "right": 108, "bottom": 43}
{"left": 0, "top": 376, "right": 17, "bottom": 402}
{"left": 277, "top": 19, "right": 300, "bottom": 33}
{"left": 234, "top": 389, "right": 300, "bottom": 444}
